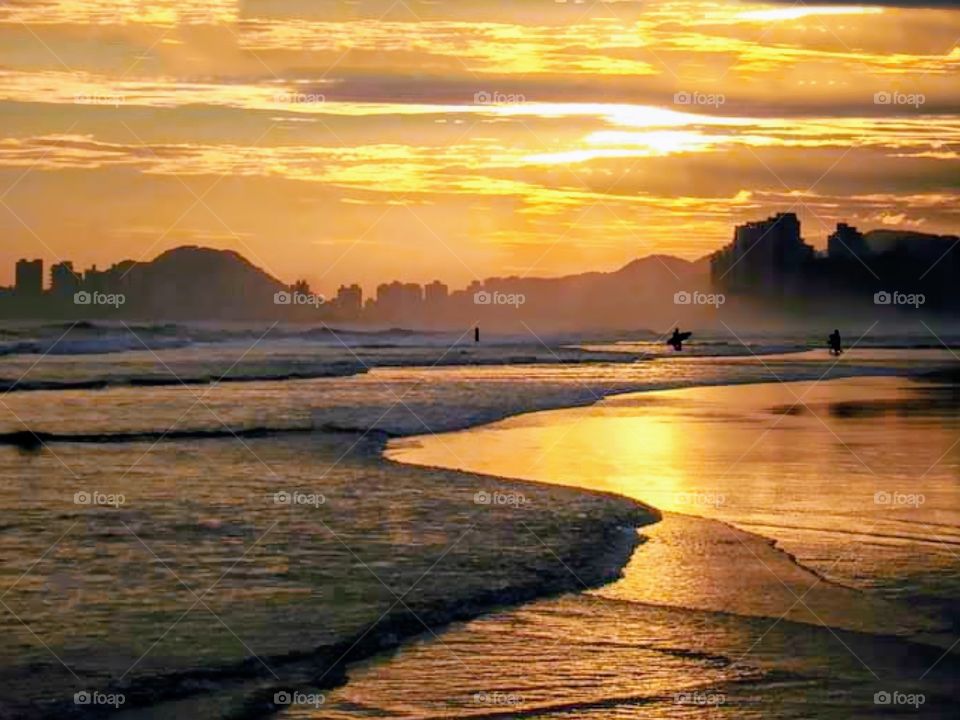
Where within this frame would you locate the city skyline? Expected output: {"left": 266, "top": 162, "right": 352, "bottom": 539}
{"left": 0, "top": 210, "right": 831, "bottom": 297}
{"left": 6, "top": 213, "right": 956, "bottom": 300}
{"left": 3, "top": 213, "right": 956, "bottom": 327}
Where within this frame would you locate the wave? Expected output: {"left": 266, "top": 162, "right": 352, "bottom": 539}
{"left": 24, "top": 511, "right": 648, "bottom": 719}
{"left": 737, "top": 521, "right": 960, "bottom": 550}
{"left": 0, "top": 423, "right": 403, "bottom": 449}
{"left": 0, "top": 365, "right": 367, "bottom": 393}
{"left": 0, "top": 322, "right": 461, "bottom": 358}
{"left": 0, "top": 338, "right": 193, "bottom": 357}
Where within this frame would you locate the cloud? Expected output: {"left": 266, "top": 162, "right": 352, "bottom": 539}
{"left": 759, "top": 0, "right": 959, "bottom": 6}
{"left": 1, "top": 0, "right": 958, "bottom": 284}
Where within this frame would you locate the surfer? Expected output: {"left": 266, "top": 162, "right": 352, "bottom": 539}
{"left": 828, "top": 329, "right": 842, "bottom": 356}
{"left": 668, "top": 327, "right": 691, "bottom": 351}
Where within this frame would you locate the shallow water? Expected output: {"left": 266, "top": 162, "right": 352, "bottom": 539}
{"left": 368, "top": 374, "right": 960, "bottom": 719}
{"left": 388, "top": 376, "right": 960, "bottom": 611}
{"left": 316, "top": 592, "right": 956, "bottom": 719}
{"left": 0, "top": 433, "right": 649, "bottom": 718}
{"left": 1, "top": 339, "right": 957, "bottom": 717}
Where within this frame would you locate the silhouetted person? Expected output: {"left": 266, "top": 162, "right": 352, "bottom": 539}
{"left": 668, "top": 327, "right": 691, "bottom": 351}
{"left": 828, "top": 329, "right": 842, "bottom": 356}
{"left": 474, "top": 326, "right": 480, "bottom": 343}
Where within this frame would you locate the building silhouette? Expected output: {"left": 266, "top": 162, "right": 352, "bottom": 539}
{"left": 828, "top": 223, "right": 870, "bottom": 261}
{"left": 710, "top": 213, "right": 814, "bottom": 293}
{"left": 51, "top": 261, "right": 81, "bottom": 298}
{"left": 424, "top": 280, "right": 448, "bottom": 305}
{"left": 374, "top": 281, "right": 423, "bottom": 321}
{"left": 336, "top": 284, "right": 363, "bottom": 316}
{"left": 15, "top": 259, "right": 43, "bottom": 296}
{"left": 83, "top": 265, "right": 107, "bottom": 293}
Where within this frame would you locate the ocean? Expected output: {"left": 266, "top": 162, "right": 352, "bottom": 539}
{"left": 0, "top": 322, "right": 958, "bottom": 718}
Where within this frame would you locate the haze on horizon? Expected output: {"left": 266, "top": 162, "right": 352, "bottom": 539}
{"left": 0, "top": 0, "right": 958, "bottom": 296}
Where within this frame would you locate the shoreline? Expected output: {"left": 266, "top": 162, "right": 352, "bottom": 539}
{"left": 313, "top": 372, "right": 960, "bottom": 717}
{"left": 384, "top": 374, "right": 960, "bottom": 634}
{"left": 10, "top": 361, "right": 956, "bottom": 717}
{"left": 21, "top": 432, "right": 658, "bottom": 720}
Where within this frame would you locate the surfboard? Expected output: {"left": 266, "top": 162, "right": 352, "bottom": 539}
{"left": 667, "top": 332, "right": 692, "bottom": 344}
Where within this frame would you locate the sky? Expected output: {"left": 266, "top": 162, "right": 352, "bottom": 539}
{"left": 0, "top": 0, "right": 958, "bottom": 295}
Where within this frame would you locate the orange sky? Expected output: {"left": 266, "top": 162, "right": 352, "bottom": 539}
{"left": 0, "top": 0, "right": 957, "bottom": 295}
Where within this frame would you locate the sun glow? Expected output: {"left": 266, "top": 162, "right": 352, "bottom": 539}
{"left": 736, "top": 5, "right": 884, "bottom": 22}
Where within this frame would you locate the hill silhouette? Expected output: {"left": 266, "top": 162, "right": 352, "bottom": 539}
{"left": 449, "top": 254, "right": 713, "bottom": 331}
{"left": 119, "top": 246, "right": 287, "bottom": 319}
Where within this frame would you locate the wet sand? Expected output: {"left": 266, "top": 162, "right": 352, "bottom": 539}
{"left": 386, "top": 376, "right": 960, "bottom": 616}
{"left": 310, "top": 376, "right": 960, "bottom": 719}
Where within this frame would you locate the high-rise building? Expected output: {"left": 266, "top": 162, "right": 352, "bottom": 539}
{"left": 375, "top": 281, "right": 422, "bottom": 321}
{"left": 828, "top": 223, "right": 871, "bottom": 260}
{"left": 15, "top": 259, "right": 43, "bottom": 296}
{"left": 710, "top": 213, "right": 813, "bottom": 292}
{"left": 375, "top": 281, "right": 401, "bottom": 320}
{"left": 84, "top": 265, "right": 107, "bottom": 293}
{"left": 51, "top": 261, "right": 81, "bottom": 298}
{"left": 424, "top": 280, "right": 448, "bottom": 305}
{"left": 336, "top": 284, "right": 363, "bottom": 315}
{"left": 399, "top": 283, "right": 423, "bottom": 315}
{"left": 376, "top": 281, "right": 400, "bottom": 306}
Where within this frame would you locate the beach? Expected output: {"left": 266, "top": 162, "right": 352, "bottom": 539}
{"left": 6, "top": 0, "right": 960, "bottom": 714}
{"left": 349, "top": 374, "right": 960, "bottom": 719}
{"left": 0, "top": 329, "right": 958, "bottom": 717}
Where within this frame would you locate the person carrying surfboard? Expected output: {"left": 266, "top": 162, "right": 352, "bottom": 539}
{"left": 828, "top": 329, "right": 843, "bottom": 356}
{"left": 668, "top": 327, "right": 691, "bottom": 351}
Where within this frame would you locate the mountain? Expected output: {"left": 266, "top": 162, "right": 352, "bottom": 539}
{"left": 442, "top": 254, "right": 715, "bottom": 331}
{"left": 75, "top": 246, "right": 291, "bottom": 320}
{"left": 80, "top": 246, "right": 716, "bottom": 328}
{"left": 118, "top": 246, "right": 288, "bottom": 320}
